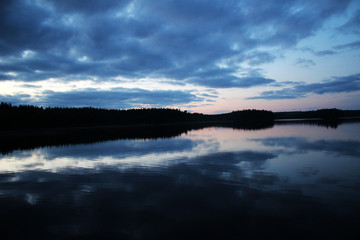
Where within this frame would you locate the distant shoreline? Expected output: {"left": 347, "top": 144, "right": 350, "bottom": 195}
{"left": 1, "top": 102, "right": 360, "bottom": 132}
{"left": 1, "top": 117, "right": 359, "bottom": 155}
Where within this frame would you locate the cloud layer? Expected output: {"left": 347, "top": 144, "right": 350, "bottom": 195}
{"left": 0, "top": 88, "right": 203, "bottom": 108}
{"left": 0, "top": 0, "right": 353, "bottom": 87}
{"left": 1, "top": 0, "right": 360, "bottom": 110}
{"left": 250, "top": 73, "right": 360, "bottom": 99}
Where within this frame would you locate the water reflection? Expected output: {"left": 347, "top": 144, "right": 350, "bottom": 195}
{"left": 0, "top": 122, "right": 273, "bottom": 155}
{"left": 254, "top": 137, "right": 360, "bottom": 157}
{"left": 0, "top": 123, "right": 360, "bottom": 239}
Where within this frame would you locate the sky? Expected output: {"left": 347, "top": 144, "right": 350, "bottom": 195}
{"left": 0, "top": 0, "right": 360, "bottom": 113}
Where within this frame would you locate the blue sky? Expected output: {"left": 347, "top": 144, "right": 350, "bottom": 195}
{"left": 0, "top": 0, "right": 359, "bottom": 113}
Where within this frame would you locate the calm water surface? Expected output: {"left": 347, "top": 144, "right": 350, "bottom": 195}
{"left": 1, "top": 122, "right": 360, "bottom": 239}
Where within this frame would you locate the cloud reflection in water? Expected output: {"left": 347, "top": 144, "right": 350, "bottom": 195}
{"left": 0, "top": 123, "right": 360, "bottom": 239}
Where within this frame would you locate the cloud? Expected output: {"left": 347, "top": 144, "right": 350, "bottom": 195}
{"left": 41, "top": 138, "right": 200, "bottom": 160}
{"left": 191, "top": 151, "right": 276, "bottom": 167}
{"left": 250, "top": 73, "right": 360, "bottom": 99}
{"left": 0, "top": 88, "right": 203, "bottom": 108}
{"left": 0, "top": 72, "right": 14, "bottom": 80}
{"left": 188, "top": 75, "right": 276, "bottom": 88}
{"left": 337, "top": 9, "right": 360, "bottom": 35}
{"left": 334, "top": 40, "right": 360, "bottom": 50}
{"left": 302, "top": 47, "right": 337, "bottom": 56}
{"left": 314, "top": 50, "right": 338, "bottom": 56}
{"left": 245, "top": 51, "right": 277, "bottom": 66}
{"left": 0, "top": 0, "right": 352, "bottom": 89}
{"left": 46, "top": 0, "right": 132, "bottom": 15}
{"left": 0, "top": 93, "right": 32, "bottom": 105}
{"left": 301, "top": 39, "right": 360, "bottom": 57}
{"left": 20, "top": 84, "right": 42, "bottom": 89}
{"left": 254, "top": 137, "right": 360, "bottom": 157}
{"left": 249, "top": 89, "right": 306, "bottom": 100}
{"left": 295, "top": 58, "right": 316, "bottom": 68}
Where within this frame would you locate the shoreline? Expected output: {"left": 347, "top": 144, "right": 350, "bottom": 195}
{"left": 1, "top": 118, "right": 359, "bottom": 155}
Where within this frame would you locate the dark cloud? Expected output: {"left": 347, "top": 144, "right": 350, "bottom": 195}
{"left": 0, "top": 88, "right": 203, "bottom": 108}
{"left": 0, "top": 72, "right": 13, "bottom": 80}
{"left": 0, "top": 0, "right": 74, "bottom": 56}
{"left": 0, "top": 0, "right": 352, "bottom": 89}
{"left": 315, "top": 50, "right": 338, "bottom": 56}
{"left": 334, "top": 40, "right": 360, "bottom": 50}
{"left": 245, "top": 51, "right": 277, "bottom": 66}
{"left": 302, "top": 47, "right": 338, "bottom": 56}
{"left": 0, "top": 93, "right": 32, "bottom": 105}
{"left": 302, "top": 39, "right": 360, "bottom": 56}
{"left": 46, "top": 0, "right": 132, "bottom": 15}
{"left": 295, "top": 58, "right": 316, "bottom": 68}
{"left": 337, "top": 9, "right": 360, "bottom": 34}
{"left": 250, "top": 73, "right": 360, "bottom": 99}
{"left": 20, "top": 84, "right": 41, "bottom": 89}
{"left": 295, "top": 73, "right": 360, "bottom": 94}
{"left": 188, "top": 75, "right": 276, "bottom": 88}
{"left": 249, "top": 89, "right": 305, "bottom": 100}
{"left": 297, "top": 166, "right": 319, "bottom": 177}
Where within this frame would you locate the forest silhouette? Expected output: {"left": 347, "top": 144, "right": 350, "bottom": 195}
{"left": 1, "top": 102, "right": 360, "bottom": 154}
{"left": 0, "top": 102, "right": 274, "bottom": 130}
{"left": 0, "top": 102, "right": 274, "bottom": 154}
{"left": 1, "top": 102, "right": 360, "bottom": 130}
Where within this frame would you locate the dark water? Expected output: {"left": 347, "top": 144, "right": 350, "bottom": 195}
{"left": 1, "top": 122, "right": 360, "bottom": 239}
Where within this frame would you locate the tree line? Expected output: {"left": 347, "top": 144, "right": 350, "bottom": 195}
{"left": 0, "top": 102, "right": 274, "bottom": 130}
{"left": 274, "top": 108, "right": 360, "bottom": 122}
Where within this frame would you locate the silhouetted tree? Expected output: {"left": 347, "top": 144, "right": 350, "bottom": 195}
{"left": 0, "top": 102, "right": 276, "bottom": 130}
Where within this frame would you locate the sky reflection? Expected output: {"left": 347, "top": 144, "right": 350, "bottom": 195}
{"left": 0, "top": 123, "right": 360, "bottom": 239}
{"left": 1, "top": 123, "right": 359, "bottom": 196}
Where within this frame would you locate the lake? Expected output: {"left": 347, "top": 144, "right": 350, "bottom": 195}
{"left": 1, "top": 121, "right": 360, "bottom": 239}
